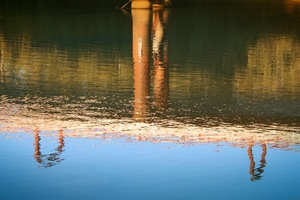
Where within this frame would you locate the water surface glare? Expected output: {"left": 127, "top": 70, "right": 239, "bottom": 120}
{"left": 0, "top": 0, "right": 300, "bottom": 199}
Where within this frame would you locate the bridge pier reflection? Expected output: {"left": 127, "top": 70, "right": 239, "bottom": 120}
{"left": 248, "top": 143, "right": 267, "bottom": 181}
{"left": 131, "top": 0, "right": 152, "bottom": 9}
{"left": 132, "top": 9, "right": 151, "bottom": 120}
{"left": 132, "top": 8, "right": 169, "bottom": 120}
{"left": 34, "top": 129, "right": 65, "bottom": 168}
{"left": 131, "top": 0, "right": 171, "bottom": 9}
{"left": 152, "top": 8, "right": 169, "bottom": 111}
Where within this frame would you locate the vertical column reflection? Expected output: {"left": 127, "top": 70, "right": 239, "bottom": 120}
{"left": 132, "top": 9, "right": 151, "bottom": 120}
{"left": 152, "top": 8, "right": 169, "bottom": 111}
{"left": 132, "top": 8, "right": 170, "bottom": 121}
{"left": 33, "top": 129, "right": 65, "bottom": 168}
{"left": 247, "top": 143, "right": 267, "bottom": 181}
{"left": 34, "top": 129, "right": 42, "bottom": 164}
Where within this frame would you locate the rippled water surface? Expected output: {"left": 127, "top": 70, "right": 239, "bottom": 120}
{"left": 1, "top": 0, "right": 300, "bottom": 199}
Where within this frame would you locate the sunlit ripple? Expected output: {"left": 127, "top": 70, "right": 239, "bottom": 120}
{"left": 1, "top": 96, "right": 299, "bottom": 151}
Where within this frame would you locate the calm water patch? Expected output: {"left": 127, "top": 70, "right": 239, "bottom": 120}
{"left": 1, "top": 135, "right": 300, "bottom": 200}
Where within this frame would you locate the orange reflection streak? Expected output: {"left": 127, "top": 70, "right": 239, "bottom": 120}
{"left": 132, "top": 8, "right": 170, "bottom": 119}
{"left": 132, "top": 9, "right": 151, "bottom": 120}
{"left": 34, "top": 129, "right": 42, "bottom": 164}
{"left": 248, "top": 143, "right": 267, "bottom": 181}
{"left": 57, "top": 129, "right": 65, "bottom": 153}
{"left": 152, "top": 9, "right": 169, "bottom": 111}
{"left": 33, "top": 129, "right": 65, "bottom": 168}
{"left": 235, "top": 35, "right": 300, "bottom": 98}
{"left": 285, "top": 0, "right": 300, "bottom": 13}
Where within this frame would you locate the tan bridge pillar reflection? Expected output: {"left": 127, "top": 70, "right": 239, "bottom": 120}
{"left": 132, "top": 9, "right": 151, "bottom": 120}
{"left": 152, "top": 8, "right": 169, "bottom": 111}
{"left": 131, "top": 0, "right": 152, "bottom": 9}
{"left": 132, "top": 8, "right": 170, "bottom": 121}
{"left": 34, "top": 129, "right": 65, "bottom": 168}
{"left": 248, "top": 143, "right": 267, "bottom": 181}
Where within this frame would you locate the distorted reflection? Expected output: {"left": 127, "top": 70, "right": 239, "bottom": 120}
{"left": 234, "top": 35, "right": 300, "bottom": 98}
{"left": 132, "top": 8, "right": 170, "bottom": 120}
{"left": 152, "top": 0, "right": 172, "bottom": 8}
{"left": 152, "top": 8, "right": 169, "bottom": 111}
{"left": 248, "top": 143, "right": 267, "bottom": 181}
{"left": 34, "top": 129, "right": 65, "bottom": 168}
{"left": 0, "top": 1, "right": 299, "bottom": 183}
{"left": 132, "top": 9, "right": 151, "bottom": 120}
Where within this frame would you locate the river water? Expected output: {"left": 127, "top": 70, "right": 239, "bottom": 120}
{"left": 0, "top": 1, "right": 300, "bottom": 199}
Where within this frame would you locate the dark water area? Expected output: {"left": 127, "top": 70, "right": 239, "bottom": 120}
{"left": 0, "top": 0, "right": 300, "bottom": 199}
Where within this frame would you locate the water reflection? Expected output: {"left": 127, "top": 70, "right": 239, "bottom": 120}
{"left": 34, "top": 129, "right": 65, "bottom": 168}
{"left": 152, "top": 8, "right": 169, "bottom": 112}
{"left": 248, "top": 143, "right": 267, "bottom": 181}
{"left": 132, "top": 8, "right": 170, "bottom": 120}
{"left": 235, "top": 36, "right": 300, "bottom": 99}
{"left": 0, "top": 0, "right": 299, "bottom": 173}
{"left": 132, "top": 9, "right": 151, "bottom": 120}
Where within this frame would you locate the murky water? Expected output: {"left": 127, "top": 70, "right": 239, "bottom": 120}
{"left": 0, "top": 1, "right": 300, "bottom": 199}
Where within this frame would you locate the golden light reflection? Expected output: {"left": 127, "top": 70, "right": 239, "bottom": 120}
{"left": 0, "top": 2, "right": 299, "bottom": 176}
{"left": 0, "top": 34, "right": 7, "bottom": 83}
{"left": 1, "top": 106, "right": 299, "bottom": 149}
{"left": 234, "top": 36, "right": 300, "bottom": 98}
{"left": 0, "top": 33, "right": 133, "bottom": 94}
{"left": 285, "top": 0, "right": 300, "bottom": 13}
{"left": 1, "top": 101, "right": 299, "bottom": 174}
